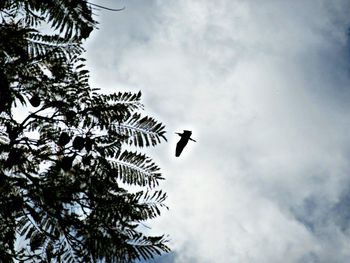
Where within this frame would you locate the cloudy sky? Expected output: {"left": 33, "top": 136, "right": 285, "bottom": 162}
{"left": 86, "top": 1, "right": 350, "bottom": 262}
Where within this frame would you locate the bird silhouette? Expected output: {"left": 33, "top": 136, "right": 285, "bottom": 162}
{"left": 175, "top": 130, "right": 196, "bottom": 157}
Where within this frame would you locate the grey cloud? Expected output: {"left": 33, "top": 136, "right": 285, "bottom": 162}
{"left": 138, "top": 252, "right": 177, "bottom": 263}
{"left": 86, "top": 0, "right": 350, "bottom": 262}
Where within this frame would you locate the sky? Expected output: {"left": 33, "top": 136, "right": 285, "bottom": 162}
{"left": 86, "top": 1, "right": 350, "bottom": 262}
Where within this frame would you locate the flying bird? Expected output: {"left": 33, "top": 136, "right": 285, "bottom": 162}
{"left": 175, "top": 130, "right": 196, "bottom": 157}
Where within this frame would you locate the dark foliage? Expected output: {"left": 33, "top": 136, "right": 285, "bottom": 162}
{"left": 0, "top": 1, "right": 169, "bottom": 262}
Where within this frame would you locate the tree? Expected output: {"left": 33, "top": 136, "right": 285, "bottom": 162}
{"left": 0, "top": 1, "right": 170, "bottom": 262}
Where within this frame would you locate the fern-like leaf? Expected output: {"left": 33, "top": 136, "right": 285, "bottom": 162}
{"left": 109, "top": 150, "right": 164, "bottom": 188}
{"left": 117, "top": 113, "right": 167, "bottom": 148}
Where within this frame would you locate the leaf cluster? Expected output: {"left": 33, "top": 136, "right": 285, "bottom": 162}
{"left": 0, "top": 1, "right": 170, "bottom": 262}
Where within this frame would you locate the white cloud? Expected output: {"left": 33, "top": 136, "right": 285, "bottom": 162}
{"left": 87, "top": 0, "right": 350, "bottom": 262}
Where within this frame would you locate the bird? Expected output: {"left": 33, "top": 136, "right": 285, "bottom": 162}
{"left": 175, "top": 130, "right": 196, "bottom": 157}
